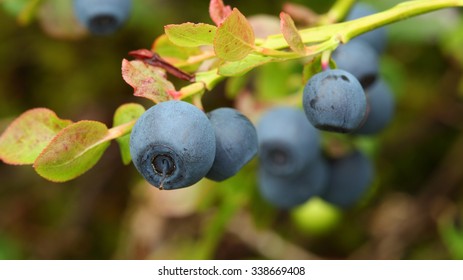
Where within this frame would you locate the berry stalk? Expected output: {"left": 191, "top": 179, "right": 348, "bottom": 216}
{"left": 319, "top": 0, "right": 356, "bottom": 24}
{"left": 262, "top": 0, "right": 463, "bottom": 50}
{"left": 339, "top": 0, "right": 463, "bottom": 43}
{"left": 106, "top": 120, "right": 136, "bottom": 141}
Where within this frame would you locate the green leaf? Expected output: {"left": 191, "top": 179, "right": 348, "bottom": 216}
{"left": 0, "top": 108, "right": 72, "bottom": 165}
{"left": 121, "top": 59, "right": 176, "bottom": 103}
{"left": 113, "top": 103, "right": 145, "bottom": 165}
{"left": 280, "top": 12, "right": 306, "bottom": 55}
{"left": 33, "top": 121, "right": 111, "bottom": 182}
{"left": 218, "top": 53, "right": 278, "bottom": 76}
{"left": 152, "top": 34, "right": 201, "bottom": 62}
{"left": 164, "top": 22, "right": 217, "bottom": 48}
{"left": 152, "top": 34, "right": 204, "bottom": 73}
{"left": 214, "top": 8, "right": 256, "bottom": 62}
{"left": 255, "top": 60, "right": 301, "bottom": 100}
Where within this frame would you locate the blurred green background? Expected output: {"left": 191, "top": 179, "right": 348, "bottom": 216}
{"left": 1, "top": 0, "right": 463, "bottom": 260}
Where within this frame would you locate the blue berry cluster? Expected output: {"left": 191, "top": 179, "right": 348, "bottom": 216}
{"left": 257, "top": 107, "right": 327, "bottom": 209}
{"left": 129, "top": 3, "right": 395, "bottom": 210}
{"left": 304, "top": 3, "right": 395, "bottom": 135}
{"left": 73, "top": 0, "right": 132, "bottom": 35}
{"left": 257, "top": 3, "right": 395, "bottom": 209}
{"left": 256, "top": 107, "right": 374, "bottom": 209}
{"left": 130, "top": 101, "right": 258, "bottom": 190}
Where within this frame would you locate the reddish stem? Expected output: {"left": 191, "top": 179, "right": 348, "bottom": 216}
{"left": 128, "top": 49, "right": 195, "bottom": 82}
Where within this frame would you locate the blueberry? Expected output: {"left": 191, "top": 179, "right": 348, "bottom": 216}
{"left": 321, "top": 150, "right": 374, "bottom": 208}
{"left": 258, "top": 158, "right": 328, "bottom": 209}
{"left": 345, "top": 3, "right": 388, "bottom": 54}
{"left": 129, "top": 101, "right": 216, "bottom": 190}
{"left": 257, "top": 107, "right": 321, "bottom": 177}
{"left": 303, "top": 69, "right": 367, "bottom": 133}
{"left": 73, "top": 0, "right": 132, "bottom": 35}
{"left": 205, "top": 108, "right": 258, "bottom": 182}
{"left": 355, "top": 79, "right": 395, "bottom": 135}
{"left": 332, "top": 40, "right": 379, "bottom": 89}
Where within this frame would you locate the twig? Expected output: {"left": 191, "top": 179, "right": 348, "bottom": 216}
{"left": 227, "top": 211, "right": 321, "bottom": 260}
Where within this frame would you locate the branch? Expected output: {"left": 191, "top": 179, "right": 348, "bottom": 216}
{"left": 262, "top": 0, "right": 463, "bottom": 49}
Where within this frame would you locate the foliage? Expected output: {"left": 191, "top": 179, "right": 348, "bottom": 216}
{"left": 1, "top": 0, "right": 463, "bottom": 260}
{"left": 2, "top": 0, "right": 462, "bottom": 182}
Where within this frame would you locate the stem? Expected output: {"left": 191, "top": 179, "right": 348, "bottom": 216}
{"left": 340, "top": 0, "right": 463, "bottom": 43}
{"left": 303, "top": 36, "right": 340, "bottom": 60}
{"left": 321, "top": 51, "right": 332, "bottom": 70}
{"left": 195, "top": 69, "right": 225, "bottom": 90}
{"left": 192, "top": 94, "right": 204, "bottom": 111}
{"left": 175, "top": 50, "right": 216, "bottom": 69}
{"left": 256, "top": 46, "right": 304, "bottom": 59}
{"left": 178, "top": 82, "right": 206, "bottom": 100}
{"left": 135, "top": 0, "right": 463, "bottom": 102}
{"left": 319, "top": 0, "right": 356, "bottom": 24}
{"left": 262, "top": 0, "right": 463, "bottom": 49}
{"left": 105, "top": 120, "right": 136, "bottom": 141}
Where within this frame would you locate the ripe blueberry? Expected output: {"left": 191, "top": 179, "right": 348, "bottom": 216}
{"left": 258, "top": 158, "right": 328, "bottom": 209}
{"left": 345, "top": 3, "right": 388, "bottom": 54}
{"left": 332, "top": 40, "right": 379, "bottom": 89}
{"left": 73, "top": 0, "right": 132, "bottom": 35}
{"left": 355, "top": 79, "right": 395, "bottom": 135}
{"left": 321, "top": 150, "right": 374, "bottom": 208}
{"left": 257, "top": 107, "right": 320, "bottom": 177}
{"left": 130, "top": 100, "right": 216, "bottom": 190}
{"left": 205, "top": 108, "right": 258, "bottom": 182}
{"left": 303, "top": 69, "right": 367, "bottom": 133}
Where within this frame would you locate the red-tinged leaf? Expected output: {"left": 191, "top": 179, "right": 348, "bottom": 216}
{"left": 282, "top": 2, "right": 319, "bottom": 26}
{"left": 121, "top": 59, "right": 176, "bottom": 103}
{"left": 214, "top": 8, "right": 256, "bottom": 62}
{"left": 280, "top": 12, "right": 306, "bottom": 55}
{"left": 164, "top": 22, "right": 217, "bottom": 48}
{"left": 0, "top": 108, "right": 72, "bottom": 165}
{"left": 128, "top": 49, "right": 154, "bottom": 59}
{"left": 33, "top": 121, "right": 111, "bottom": 182}
{"left": 152, "top": 35, "right": 203, "bottom": 73}
{"left": 113, "top": 103, "right": 145, "bottom": 165}
{"left": 209, "top": 0, "right": 232, "bottom": 26}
